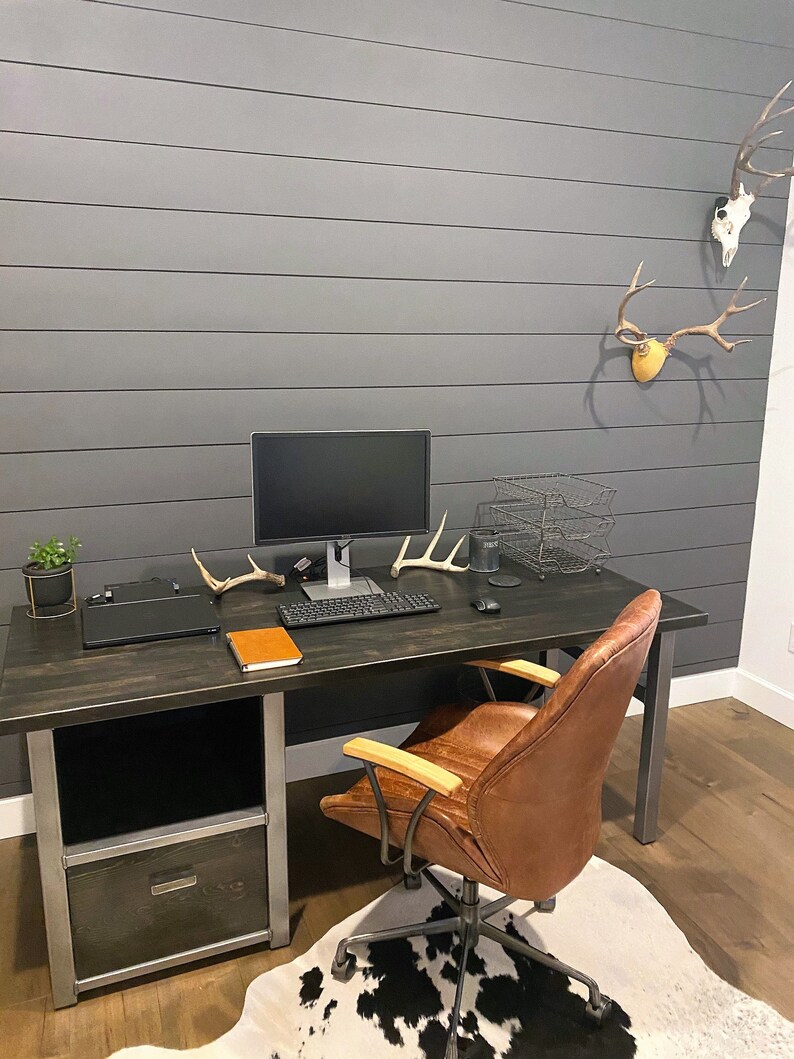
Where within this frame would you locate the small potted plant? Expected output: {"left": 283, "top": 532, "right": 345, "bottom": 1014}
{"left": 23, "top": 535, "right": 82, "bottom": 611}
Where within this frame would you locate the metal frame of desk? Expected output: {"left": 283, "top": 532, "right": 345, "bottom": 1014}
{"left": 0, "top": 562, "right": 706, "bottom": 1007}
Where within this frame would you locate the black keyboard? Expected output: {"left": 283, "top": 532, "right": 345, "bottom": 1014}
{"left": 277, "top": 591, "right": 441, "bottom": 629}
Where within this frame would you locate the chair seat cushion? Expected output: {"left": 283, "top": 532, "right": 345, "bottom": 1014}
{"left": 320, "top": 698, "right": 538, "bottom": 887}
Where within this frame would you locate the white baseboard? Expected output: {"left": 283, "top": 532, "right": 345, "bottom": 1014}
{"left": 0, "top": 668, "right": 748, "bottom": 842}
{"left": 668, "top": 666, "right": 738, "bottom": 708}
{"left": 0, "top": 793, "right": 36, "bottom": 841}
{"left": 733, "top": 668, "right": 794, "bottom": 729}
{"left": 625, "top": 699, "right": 644, "bottom": 716}
{"left": 624, "top": 665, "right": 737, "bottom": 716}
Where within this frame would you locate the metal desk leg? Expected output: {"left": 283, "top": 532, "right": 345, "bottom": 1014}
{"left": 262, "top": 692, "right": 290, "bottom": 947}
{"left": 26, "top": 729, "right": 78, "bottom": 1008}
{"left": 634, "top": 631, "right": 675, "bottom": 844}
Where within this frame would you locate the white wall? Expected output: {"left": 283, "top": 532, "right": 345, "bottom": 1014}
{"left": 737, "top": 178, "right": 794, "bottom": 728}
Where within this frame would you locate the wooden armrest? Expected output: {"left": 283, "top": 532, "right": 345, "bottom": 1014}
{"left": 465, "top": 658, "right": 561, "bottom": 688}
{"left": 343, "top": 737, "right": 464, "bottom": 797}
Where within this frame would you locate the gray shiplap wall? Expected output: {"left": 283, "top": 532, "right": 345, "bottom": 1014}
{"left": 1, "top": 0, "right": 792, "bottom": 797}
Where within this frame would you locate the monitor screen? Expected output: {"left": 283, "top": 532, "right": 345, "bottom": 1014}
{"left": 251, "top": 430, "right": 431, "bottom": 545}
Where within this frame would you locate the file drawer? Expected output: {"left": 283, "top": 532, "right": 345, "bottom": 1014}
{"left": 68, "top": 826, "right": 268, "bottom": 979}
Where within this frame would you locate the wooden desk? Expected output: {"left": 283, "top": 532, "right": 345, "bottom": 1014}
{"left": 0, "top": 562, "right": 705, "bottom": 1007}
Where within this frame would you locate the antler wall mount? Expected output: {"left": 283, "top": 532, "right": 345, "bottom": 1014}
{"left": 191, "top": 548, "right": 285, "bottom": 594}
{"left": 712, "top": 81, "right": 794, "bottom": 268}
{"left": 615, "top": 262, "right": 765, "bottom": 383}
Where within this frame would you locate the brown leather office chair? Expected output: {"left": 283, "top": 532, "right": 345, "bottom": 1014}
{"left": 321, "top": 589, "right": 662, "bottom": 1058}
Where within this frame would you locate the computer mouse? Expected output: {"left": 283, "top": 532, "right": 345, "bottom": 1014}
{"left": 471, "top": 596, "right": 501, "bottom": 614}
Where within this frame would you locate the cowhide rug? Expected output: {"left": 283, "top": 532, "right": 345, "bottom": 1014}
{"left": 110, "top": 857, "right": 793, "bottom": 1059}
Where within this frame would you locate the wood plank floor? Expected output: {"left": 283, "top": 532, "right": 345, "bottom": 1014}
{"left": 0, "top": 698, "right": 791, "bottom": 1056}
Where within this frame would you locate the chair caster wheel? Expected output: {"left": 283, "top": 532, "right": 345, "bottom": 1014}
{"left": 330, "top": 953, "right": 357, "bottom": 982}
{"left": 533, "top": 897, "right": 556, "bottom": 913}
{"left": 404, "top": 872, "right": 422, "bottom": 890}
{"left": 585, "top": 997, "right": 612, "bottom": 1026}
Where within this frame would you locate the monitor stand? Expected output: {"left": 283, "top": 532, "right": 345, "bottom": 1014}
{"left": 301, "top": 540, "right": 384, "bottom": 601}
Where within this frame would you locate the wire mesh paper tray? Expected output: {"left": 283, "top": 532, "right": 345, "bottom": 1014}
{"left": 493, "top": 473, "right": 616, "bottom": 510}
{"left": 499, "top": 531, "right": 611, "bottom": 580}
{"left": 491, "top": 473, "right": 615, "bottom": 579}
{"left": 491, "top": 501, "right": 615, "bottom": 541}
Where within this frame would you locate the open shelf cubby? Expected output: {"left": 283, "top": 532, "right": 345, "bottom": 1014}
{"left": 53, "top": 697, "right": 264, "bottom": 846}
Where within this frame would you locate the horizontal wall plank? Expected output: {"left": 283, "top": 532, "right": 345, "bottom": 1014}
{"left": 6, "top": 2, "right": 794, "bottom": 147}
{"left": 0, "top": 271, "right": 778, "bottom": 333}
{"left": 0, "top": 425, "right": 765, "bottom": 494}
{"left": 674, "top": 621, "right": 743, "bottom": 668}
{"left": 0, "top": 776, "right": 31, "bottom": 799}
{"left": 0, "top": 498, "right": 413, "bottom": 568}
{"left": 0, "top": 453, "right": 760, "bottom": 518}
{"left": 0, "top": 201, "right": 783, "bottom": 290}
{"left": 606, "top": 506, "right": 754, "bottom": 557}
{"left": 88, "top": 0, "right": 794, "bottom": 95}
{"left": 519, "top": 0, "right": 794, "bottom": 49}
{"left": 0, "top": 500, "right": 753, "bottom": 570}
{"left": 611, "top": 544, "right": 752, "bottom": 592}
{"left": 0, "top": 382, "right": 767, "bottom": 453}
{"left": 3, "top": 65, "right": 790, "bottom": 197}
{"left": 434, "top": 424, "right": 764, "bottom": 481}
{"left": 0, "top": 727, "right": 28, "bottom": 787}
{"left": 670, "top": 582, "right": 747, "bottom": 626}
{"left": 285, "top": 667, "right": 459, "bottom": 742}
{"left": 673, "top": 657, "right": 738, "bottom": 678}
{"left": 0, "top": 333, "right": 773, "bottom": 392}
{"left": 593, "top": 465, "right": 760, "bottom": 516}
{"left": 2, "top": 134, "right": 787, "bottom": 246}
{"left": 0, "top": 447, "right": 254, "bottom": 510}
{"left": 431, "top": 468, "right": 755, "bottom": 530}
{"left": 285, "top": 707, "right": 424, "bottom": 747}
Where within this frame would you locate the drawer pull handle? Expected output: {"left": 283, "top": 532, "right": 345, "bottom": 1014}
{"left": 151, "top": 874, "right": 197, "bottom": 896}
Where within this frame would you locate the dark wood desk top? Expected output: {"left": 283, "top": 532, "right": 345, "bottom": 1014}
{"left": 0, "top": 562, "right": 706, "bottom": 736}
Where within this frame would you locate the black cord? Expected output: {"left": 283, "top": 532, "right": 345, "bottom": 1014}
{"left": 333, "top": 541, "right": 378, "bottom": 595}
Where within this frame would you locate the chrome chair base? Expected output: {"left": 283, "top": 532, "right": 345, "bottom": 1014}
{"left": 330, "top": 868, "right": 612, "bottom": 1058}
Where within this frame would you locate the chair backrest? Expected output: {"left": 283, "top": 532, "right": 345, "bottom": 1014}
{"left": 467, "top": 589, "right": 661, "bottom": 901}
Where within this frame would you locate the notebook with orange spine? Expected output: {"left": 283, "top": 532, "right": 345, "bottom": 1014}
{"left": 226, "top": 626, "right": 303, "bottom": 672}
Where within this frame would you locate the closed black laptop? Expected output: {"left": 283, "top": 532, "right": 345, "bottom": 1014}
{"left": 81, "top": 594, "right": 220, "bottom": 649}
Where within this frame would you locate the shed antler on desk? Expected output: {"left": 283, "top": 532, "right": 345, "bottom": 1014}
{"left": 191, "top": 548, "right": 285, "bottom": 594}
{"left": 390, "top": 510, "right": 469, "bottom": 577}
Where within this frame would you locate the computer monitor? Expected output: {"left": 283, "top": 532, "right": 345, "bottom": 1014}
{"left": 251, "top": 430, "right": 431, "bottom": 599}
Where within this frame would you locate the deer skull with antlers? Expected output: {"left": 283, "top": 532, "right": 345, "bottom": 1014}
{"left": 615, "top": 262, "right": 765, "bottom": 383}
{"left": 712, "top": 81, "right": 794, "bottom": 268}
